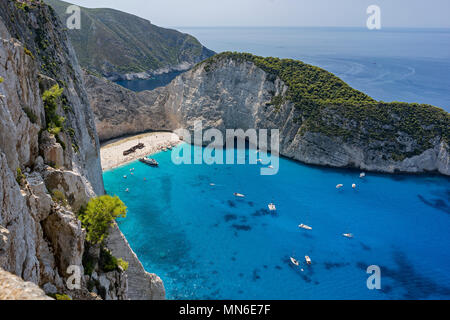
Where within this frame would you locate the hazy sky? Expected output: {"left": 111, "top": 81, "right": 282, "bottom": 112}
{"left": 66, "top": 0, "right": 450, "bottom": 28}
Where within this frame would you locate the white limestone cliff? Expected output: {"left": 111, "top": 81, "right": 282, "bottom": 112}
{"left": 0, "top": 1, "right": 164, "bottom": 300}
{"left": 85, "top": 56, "right": 450, "bottom": 176}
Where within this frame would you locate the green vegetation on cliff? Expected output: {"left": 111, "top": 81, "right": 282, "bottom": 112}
{"left": 80, "top": 196, "right": 129, "bottom": 277}
{"left": 79, "top": 195, "right": 127, "bottom": 245}
{"left": 99, "top": 247, "right": 129, "bottom": 272}
{"left": 42, "top": 84, "right": 65, "bottom": 135}
{"left": 201, "top": 52, "right": 375, "bottom": 109}
{"left": 201, "top": 52, "right": 450, "bottom": 159}
{"left": 44, "top": 0, "right": 215, "bottom": 78}
{"left": 16, "top": 168, "right": 25, "bottom": 186}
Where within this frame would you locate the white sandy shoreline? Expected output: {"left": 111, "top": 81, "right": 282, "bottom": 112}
{"left": 100, "top": 132, "right": 181, "bottom": 171}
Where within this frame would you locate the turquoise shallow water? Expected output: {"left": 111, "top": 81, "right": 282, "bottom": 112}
{"left": 103, "top": 144, "right": 450, "bottom": 300}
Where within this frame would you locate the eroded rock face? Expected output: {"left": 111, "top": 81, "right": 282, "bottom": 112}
{"left": 39, "top": 131, "right": 65, "bottom": 169}
{"left": 0, "top": 2, "right": 111, "bottom": 299}
{"left": 24, "top": 172, "right": 52, "bottom": 222}
{"left": 0, "top": 153, "right": 40, "bottom": 283}
{"left": 105, "top": 224, "right": 165, "bottom": 300}
{"left": 0, "top": 268, "right": 52, "bottom": 300}
{"left": 92, "top": 268, "right": 128, "bottom": 301}
{"left": 0, "top": 1, "right": 104, "bottom": 197}
{"left": 84, "top": 71, "right": 169, "bottom": 142}
{"left": 0, "top": 226, "right": 10, "bottom": 268}
{"left": 42, "top": 209, "right": 85, "bottom": 278}
{"left": 0, "top": 2, "right": 167, "bottom": 300}
{"left": 0, "top": 38, "right": 41, "bottom": 175}
{"left": 43, "top": 168, "right": 89, "bottom": 212}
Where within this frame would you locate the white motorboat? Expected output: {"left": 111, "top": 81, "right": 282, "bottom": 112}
{"left": 305, "top": 256, "right": 312, "bottom": 265}
{"left": 139, "top": 158, "right": 159, "bottom": 167}
{"left": 343, "top": 233, "right": 354, "bottom": 238}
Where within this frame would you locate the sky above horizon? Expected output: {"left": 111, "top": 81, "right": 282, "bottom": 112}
{"left": 65, "top": 0, "right": 450, "bottom": 28}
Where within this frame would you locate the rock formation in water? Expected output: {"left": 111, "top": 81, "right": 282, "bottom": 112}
{"left": 0, "top": 0, "right": 164, "bottom": 300}
{"left": 86, "top": 52, "right": 450, "bottom": 176}
{"left": 44, "top": 0, "right": 215, "bottom": 81}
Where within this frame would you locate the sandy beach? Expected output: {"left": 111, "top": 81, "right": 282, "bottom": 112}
{"left": 100, "top": 132, "right": 181, "bottom": 171}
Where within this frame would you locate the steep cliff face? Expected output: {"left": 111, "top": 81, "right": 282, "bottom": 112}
{"left": 0, "top": 0, "right": 104, "bottom": 196}
{"left": 0, "top": 1, "right": 164, "bottom": 300}
{"left": 86, "top": 53, "right": 450, "bottom": 176}
{"left": 167, "top": 55, "right": 450, "bottom": 175}
{"left": 105, "top": 224, "right": 165, "bottom": 300}
{"left": 84, "top": 71, "right": 169, "bottom": 142}
{"left": 0, "top": 0, "right": 122, "bottom": 300}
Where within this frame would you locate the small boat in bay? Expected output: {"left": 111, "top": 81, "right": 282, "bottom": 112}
{"left": 360, "top": 172, "right": 366, "bottom": 178}
{"left": 233, "top": 193, "right": 245, "bottom": 198}
{"left": 290, "top": 257, "right": 300, "bottom": 266}
{"left": 336, "top": 184, "right": 344, "bottom": 189}
{"left": 299, "top": 224, "right": 312, "bottom": 230}
{"left": 268, "top": 203, "right": 276, "bottom": 211}
{"left": 343, "top": 233, "right": 354, "bottom": 238}
{"left": 305, "top": 256, "right": 312, "bottom": 265}
{"left": 139, "top": 158, "right": 159, "bottom": 167}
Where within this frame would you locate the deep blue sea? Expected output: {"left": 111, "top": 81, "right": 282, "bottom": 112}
{"left": 104, "top": 145, "right": 450, "bottom": 300}
{"left": 118, "top": 27, "right": 450, "bottom": 111}
{"left": 106, "top": 27, "right": 450, "bottom": 299}
{"left": 115, "top": 70, "right": 184, "bottom": 92}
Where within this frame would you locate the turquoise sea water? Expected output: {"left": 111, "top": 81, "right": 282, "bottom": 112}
{"left": 106, "top": 27, "right": 450, "bottom": 299}
{"left": 103, "top": 144, "right": 450, "bottom": 300}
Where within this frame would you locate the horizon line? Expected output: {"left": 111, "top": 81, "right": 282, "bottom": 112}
{"left": 172, "top": 25, "right": 450, "bottom": 30}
